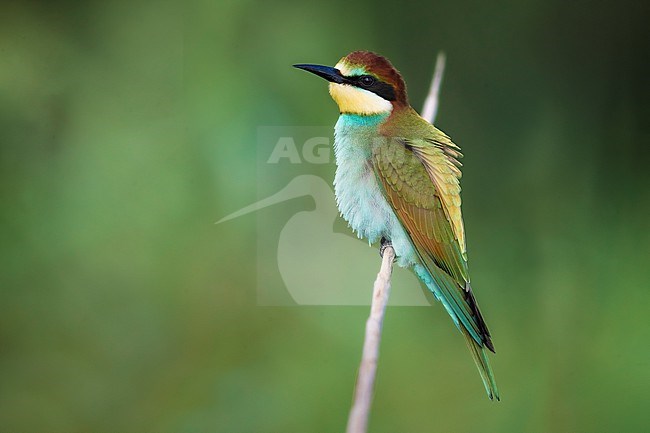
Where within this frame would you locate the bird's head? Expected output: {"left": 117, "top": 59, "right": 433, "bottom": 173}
{"left": 294, "top": 51, "right": 408, "bottom": 115}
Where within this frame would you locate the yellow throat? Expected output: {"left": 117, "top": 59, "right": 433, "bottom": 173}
{"left": 328, "top": 61, "right": 393, "bottom": 115}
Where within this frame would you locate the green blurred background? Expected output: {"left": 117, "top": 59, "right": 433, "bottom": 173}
{"left": 1, "top": 0, "right": 649, "bottom": 431}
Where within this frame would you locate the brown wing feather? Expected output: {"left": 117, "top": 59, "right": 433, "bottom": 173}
{"left": 373, "top": 136, "right": 494, "bottom": 351}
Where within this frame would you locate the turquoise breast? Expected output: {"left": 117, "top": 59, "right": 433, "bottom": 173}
{"left": 332, "top": 114, "right": 418, "bottom": 268}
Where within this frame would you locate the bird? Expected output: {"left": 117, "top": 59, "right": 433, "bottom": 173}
{"left": 293, "top": 51, "right": 499, "bottom": 400}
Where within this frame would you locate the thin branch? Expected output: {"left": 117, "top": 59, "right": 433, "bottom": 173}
{"left": 346, "top": 246, "right": 395, "bottom": 433}
{"left": 345, "top": 52, "right": 447, "bottom": 433}
{"left": 421, "top": 51, "right": 446, "bottom": 124}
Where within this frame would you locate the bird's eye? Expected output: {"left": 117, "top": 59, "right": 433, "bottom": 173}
{"left": 359, "top": 75, "right": 375, "bottom": 87}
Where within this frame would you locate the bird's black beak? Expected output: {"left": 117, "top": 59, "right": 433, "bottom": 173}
{"left": 293, "top": 64, "right": 344, "bottom": 84}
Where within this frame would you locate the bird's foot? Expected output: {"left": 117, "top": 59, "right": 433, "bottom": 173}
{"left": 380, "top": 237, "right": 395, "bottom": 260}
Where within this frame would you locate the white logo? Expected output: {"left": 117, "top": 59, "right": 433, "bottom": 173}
{"left": 217, "top": 131, "right": 430, "bottom": 306}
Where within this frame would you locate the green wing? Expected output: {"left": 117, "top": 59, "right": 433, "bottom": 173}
{"left": 372, "top": 128, "right": 499, "bottom": 399}
{"left": 372, "top": 134, "right": 492, "bottom": 344}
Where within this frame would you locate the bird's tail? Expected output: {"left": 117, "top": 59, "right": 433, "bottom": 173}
{"left": 461, "top": 327, "right": 500, "bottom": 401}
{"left": 413, "top": 263, "right": 499, "bottom": 400}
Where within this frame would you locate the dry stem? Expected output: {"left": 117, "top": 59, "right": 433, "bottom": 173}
{"left": 345, "top": 52, "right": 446, "bottom": 433}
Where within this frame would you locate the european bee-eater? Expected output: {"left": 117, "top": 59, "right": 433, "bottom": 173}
{"left": 294, "top": 51, "right": 499, "bottom": 400}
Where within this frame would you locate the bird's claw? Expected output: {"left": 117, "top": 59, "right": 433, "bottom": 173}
{"left": 380, "top": 237, "right": 395, "bottom": 261}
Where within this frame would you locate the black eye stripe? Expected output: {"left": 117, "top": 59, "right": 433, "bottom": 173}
{"left": 344, "top": 75, "right": 396, "bottom": 102}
